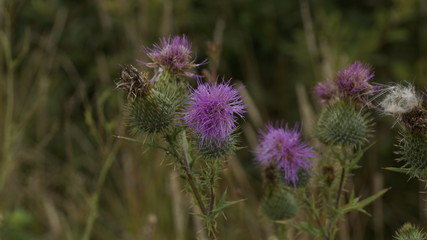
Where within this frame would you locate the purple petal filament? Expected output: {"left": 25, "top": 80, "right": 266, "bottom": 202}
{"left": 141, "top": 35, "right": 206, "bottom": 78}
{"left": 255, "top": 124, "right": 315, "bottom": 186}
{"left": 183, "top": 80, "right": 246, "bottom": 145}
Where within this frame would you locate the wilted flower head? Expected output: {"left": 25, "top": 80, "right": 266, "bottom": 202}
{"left": 314, "top": 80, "right": 337, "bottom": 104}
{"left": 255, "top": 124, "right": 315, "bottom": 186}
{"left": 183, "top": 80, "right": 246, "bottom": 145}
{"left": 116, "top": 64, "right": 151, "bottom": 100}
{"left": 336, "top": 61, "right": 377, "bottom": 102}
{"left": 379, "top": 84, "right": 421, "bottom": 116}
{"left": 140, "top": 35, "right": 205, "bottom": 79}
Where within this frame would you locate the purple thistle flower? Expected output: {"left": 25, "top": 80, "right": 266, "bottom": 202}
{"left": 336, "top": 61, "right": 376, "bottom": 102}
{"left": 314, "top": 80, "right": 337, "bottom": 105}
{"left": 139, "top": 35, "right": 206, "bottom": 79}
{"left": 183, "top": 80, "right": 246, "bottom": 145}
{"left": 255, "top": 124, "right": 315, "bottom": 186}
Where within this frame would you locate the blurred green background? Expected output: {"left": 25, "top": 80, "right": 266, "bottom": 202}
{"left": 1, "top": 0, "right": 427, "bottom": 239}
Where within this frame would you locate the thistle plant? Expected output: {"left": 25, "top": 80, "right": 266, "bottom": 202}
{"left": 116, "top": 35, "right": 245, "bottom": 239}
{"left": 254, "top": 61, "right": 388, "bottom": 239}
{"left": 379, "top": 84, "right": 427, "bottom": 180}
{"left": 254, "top": 124, "right": 315, "bottom": 222}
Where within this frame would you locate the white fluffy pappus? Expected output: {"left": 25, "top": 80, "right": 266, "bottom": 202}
{"left": 379, "top": 84, "right": 422, "bottom": 115}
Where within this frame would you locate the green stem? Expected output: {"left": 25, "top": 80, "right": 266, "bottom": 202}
{"left": 1, "top": 32, "right": 15, "bottom": 192}
{"left": 327, "top": 146, "right": 350, "bottom": 239}
{"left": 335, "top": 165, "right": 346, "bottom": 209}
{"left": 275, "top": 223, "right": 288, "bottom": 240}
{"left": 82, "top": 152, "right": 115, "bottom": 240}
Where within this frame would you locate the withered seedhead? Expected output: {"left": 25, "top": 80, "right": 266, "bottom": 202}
{"left": 263, "top": 164, "right": 278, "bottom": 186}
{"left": 116, "top": 64, "right": 151, "bottom": 100}
{"left": 322, "top": 165, "right": 335, "bottom": 186}
{"left": 401, "top": 106, "right": 427, "bottom": 135}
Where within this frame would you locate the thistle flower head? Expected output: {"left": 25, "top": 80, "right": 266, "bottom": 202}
{"left": 314, "top": 80, "right": 337, "bottom": 104}
{"left": 183, "top": 80, "right": 246, "bottom": 146}
{"left": 140, "top": 35, "right": 205, "bottom": 79}
{"left": 255, "top": 124, "right": 315, "bottom": 186}
{"left": 379, "top": 84, "right": 421, "bottom": 116}
{"left": 336, "top": 61, "right": 376, "bottom": 102}
{"left": 314, "top": 61, "right": 377, "bottom": 105}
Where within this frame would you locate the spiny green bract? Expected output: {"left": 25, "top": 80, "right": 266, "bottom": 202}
{"left": 128, "top": 83, "right": 186, "bottom": 134}
{"left": 394, "top": 223, "right": 427, "bottom": 240}
{"left": 314, "top": 101, "right": 372, "bottom": 147}
{"left": 261, "top": 187, "right": 297, "bottom": 220}
{"left": 397, "top": 131, "right": 427, "bottom": 173}
{"left": 195, "top": 132, "right": 238, "bottom": 159}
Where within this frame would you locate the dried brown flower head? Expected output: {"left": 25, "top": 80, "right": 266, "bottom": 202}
{"left": 116, "top": 65, "right": 151, "bottom": 100}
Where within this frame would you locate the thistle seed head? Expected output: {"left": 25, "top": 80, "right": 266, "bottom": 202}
{"left": 379, "top": 84, "right": 421, "bottom": 116}
{"left": 116, "top": 65, "right": 151, "bottom": 100}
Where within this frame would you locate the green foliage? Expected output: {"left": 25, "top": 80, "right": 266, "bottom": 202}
{"left": 0, "top": 209, "right": 42, "bottom": 240}
{"left": 261, "top": 187, "right": 297, "bottom": 221}
{"left": 314, "top": 101, "right": 372, "bottom": 147}
{"left": 393, "top": 223, "right": 427, "bottom": 240}
{"left": 339, "top": 188, "right": 389, "bottom": 216}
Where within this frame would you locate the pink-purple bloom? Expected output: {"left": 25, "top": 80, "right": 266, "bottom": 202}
{"left": 255, "top": 124, "right": 315, "bottom": 186}
{"left": 183, "top": 80, "right": 246, "bottom": 145}
{"left": 336, "top": 61, "right": 376, "bottom": 101}
{"left": 314, "top": 61, "right": 378, "bottom": 104}
{"left": 314, "top": 80, "right": 337, "bottom": 104}
{"left": 139, "top": 35, "right": 206, "bottom": 78}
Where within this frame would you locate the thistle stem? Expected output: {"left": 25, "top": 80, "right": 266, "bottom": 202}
{"left": 179, "top": 151, "right": 208, "bottom": 216}
{"left": 335, "top": 166, "right": 346, "bottom": 209}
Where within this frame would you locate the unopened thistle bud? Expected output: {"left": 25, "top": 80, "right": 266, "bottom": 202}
{"left": 261, "top": 186, "right": 297, "bottom": 220}
{"left": 116, "top": 65, "right": 151, "bottom": 100}
{"left": 314, "top": 101, "right": 373, "bottom": 147}
{"left": 255, "top": 124, "right": 315, "bottom": 187}
{"left": 393, "top": 223, "right": 427, "bottom": 240}
{"left": 183, "top": 80, "right": 246, "bottom": 158}
{"left": 397, "top": 131, "right": 427, "bottom": 178}
{"left": 195, "top": 132, "right": 238, "bottom": 159}
{"left": 139, "top": 35, "right": 206, "bottom": 81}
{"left": 128, "top": 84, "right": 185, "bottom": 134}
